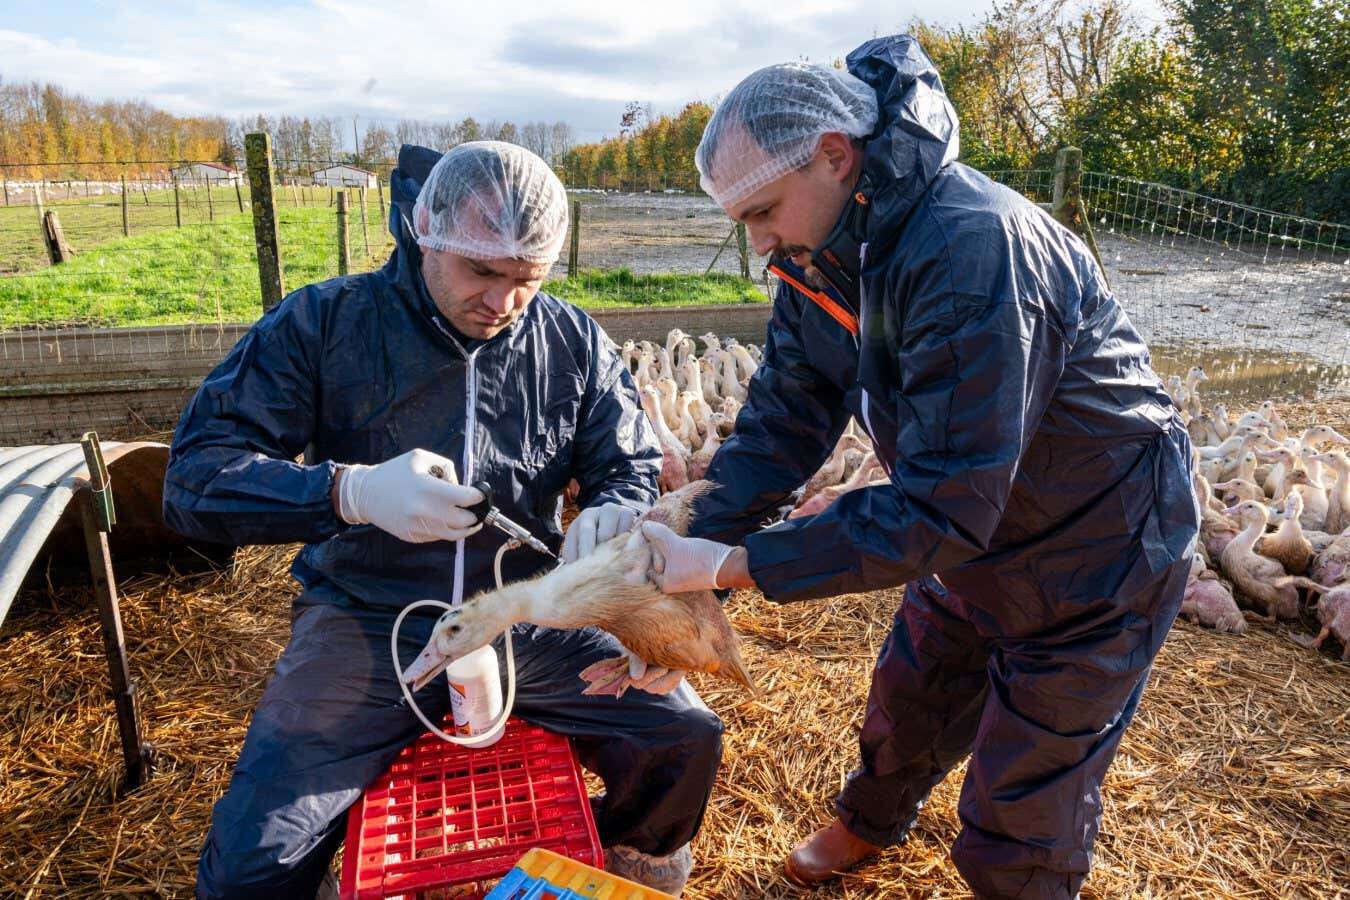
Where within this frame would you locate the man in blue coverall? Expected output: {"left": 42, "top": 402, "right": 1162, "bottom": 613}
{"left": 641, "top": 36, "right": 1199, "bottom": 898}
{"left": 164, "top": 142, "right": 717, "bottom": 898}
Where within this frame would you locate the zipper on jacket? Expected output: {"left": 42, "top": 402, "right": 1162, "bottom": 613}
{"left": 453, "top": 347, "right": 480, "bottom": 607}
{"left": 428, "top": 315, "right": 480, "bottom": 609}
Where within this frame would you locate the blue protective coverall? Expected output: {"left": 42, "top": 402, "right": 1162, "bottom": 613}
{"left": 689, "top": 35, "right": 1199, "bottom": 898}
{"left": 164, "top": 145, "right": 723, "bottom": 899}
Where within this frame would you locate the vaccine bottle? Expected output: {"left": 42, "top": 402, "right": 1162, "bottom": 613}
{"left": 445, "top": 645, "right": 505, "bottom": 748}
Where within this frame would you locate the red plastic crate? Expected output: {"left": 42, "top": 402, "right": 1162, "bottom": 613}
{"left": 340, "top": 717, "right": 603, "bottom": 900}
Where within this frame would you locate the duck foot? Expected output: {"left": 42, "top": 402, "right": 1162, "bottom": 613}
{"left": 580, "top": 656, "right": 633, "bottom": 697}
{"left": 579, "top": 654, "right": 685, "bottom": 698}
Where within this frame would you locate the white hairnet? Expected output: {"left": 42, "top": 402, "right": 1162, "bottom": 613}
{"left": 412, "top": 141, "right": 568, "bottom": 263}
{"left": 696, "top": 63, "right": 878, "bottom": 208}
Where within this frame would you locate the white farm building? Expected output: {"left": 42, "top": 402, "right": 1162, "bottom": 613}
{"left": 170, "top": 162, "right": 242, "bottom": 185}
{"left": 311, "top": 165, "right": 378, "bottom": 188}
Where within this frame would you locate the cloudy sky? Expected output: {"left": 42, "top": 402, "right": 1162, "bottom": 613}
{"left": 2, "top": 0, "right": 1163, "bottom": 144}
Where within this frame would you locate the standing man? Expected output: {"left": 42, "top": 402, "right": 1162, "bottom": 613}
{"left": 641, "top": 36, "right": 1198, "bottom": 898}
{"left": 166, "top": 142, "right": 719, "bottom": 898}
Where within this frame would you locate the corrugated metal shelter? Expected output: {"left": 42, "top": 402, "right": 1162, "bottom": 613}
{"left": 0, "top": 442, "right": 231, "bottom": 628}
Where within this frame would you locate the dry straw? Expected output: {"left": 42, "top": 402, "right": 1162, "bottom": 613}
{"left": 2, "top": 403, "right": 1348, "bottom": 898}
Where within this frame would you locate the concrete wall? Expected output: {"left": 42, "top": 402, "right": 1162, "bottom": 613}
{"left": 0, "top": 304, "right": 772, "bottom": 445}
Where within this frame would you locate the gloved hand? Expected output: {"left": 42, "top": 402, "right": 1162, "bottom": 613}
{"left": 640, "top": 522, "right": 735, "bottom": 593}
{"left": 561, "top": 502, "right": 643, "bottom": 563}
{"left": 336, "top": 449, "right": 484, "bottom": 543}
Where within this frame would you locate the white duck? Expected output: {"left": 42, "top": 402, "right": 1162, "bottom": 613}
{"left": 402, "top": 482, "right": 752, "bottom": 696}
{"left": 1312, "top": 450, "right": 1350, "bottom": 534}
{"left": 639, "top": 386, "right": 690, "bottom": 492}
{"left": 1219, "top": 500, "right": 1327, "bottom": 621}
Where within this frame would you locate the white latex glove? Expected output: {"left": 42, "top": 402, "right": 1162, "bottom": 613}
{"left": 561, "top": 502, "right": 643, "bottom": 563}
{"left": 640, "top": 522, "right": 735, "bottom": 593}
{"left": 336, "top": 449, "right": 484, "bottom": 543}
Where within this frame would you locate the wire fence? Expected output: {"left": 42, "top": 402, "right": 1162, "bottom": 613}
{"left": 1082, "top": 172, "right": 1350, "bottom": 400}
{"left": 0, "top": 145, "right": 1346, "bottom": 445}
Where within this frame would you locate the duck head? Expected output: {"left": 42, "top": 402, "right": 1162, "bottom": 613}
{"left": 401, "top": 600, "right": 503, "bottom": 692}
{"left": 1223, "top": 499, "right": 1270, "bottom": 528}
{"left": 1304, "top": 425, "right": 1349, "bottom": 448}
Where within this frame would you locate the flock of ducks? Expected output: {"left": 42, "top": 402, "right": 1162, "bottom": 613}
{"left": 1174, "top": 367, "right": 1350, "bottom": 659}
{"left": 619, "top": 336, "right": 1350, "bottom": 661}
{"left": 621, "top": 329, "right": 889, "bottom": 513}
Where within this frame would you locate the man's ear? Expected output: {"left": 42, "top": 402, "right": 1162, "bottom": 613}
{"left": 817, "top": 132, "right": 858, "bottom": 182}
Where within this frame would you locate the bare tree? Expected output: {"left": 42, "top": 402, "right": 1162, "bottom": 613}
{"left": 550, "top": 121, "right": 575, "bottom": 164}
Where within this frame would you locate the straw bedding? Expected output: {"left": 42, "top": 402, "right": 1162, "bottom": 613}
{"left": 2, "top": 546, "right": 1346, "bottom": 898}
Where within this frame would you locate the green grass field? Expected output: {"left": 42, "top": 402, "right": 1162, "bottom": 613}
{"left": 0, "top": 197, "right": 764, "bottom": 328}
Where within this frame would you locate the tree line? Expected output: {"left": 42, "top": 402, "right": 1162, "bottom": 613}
{"left": 0, "top": 79, "right": 576, "bottom": 181}
{"left": 560, "top": 0, "right": 1348, "bottom": 221}
{"left": 222, "top": 117, "right": 576, "bottom": 176}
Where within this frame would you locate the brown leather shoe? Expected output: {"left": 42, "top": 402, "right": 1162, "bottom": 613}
{"left": 783, "top": 818, "right": 882, "bottom": 886}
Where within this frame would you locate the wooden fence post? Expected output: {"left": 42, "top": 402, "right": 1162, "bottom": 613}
{"left": 568, "top": 199, "right": 581, "bottom": 277}
{"left": 42, "top": 210, "right": 74, "bottom": 264}
{"left": 35, "top": 181, "right": 45, "bottom": 220}
{"left": 245, "top": 132, "right": 285, "bottom": 309}
{"left": 173, "top": 177, "right": 182, "bottom": 228}
{"left": 377, "top": 178, "right": 386, "bottom": 232}
{"left": 120, "top": 174, "right": 129, "bottom": 236}
{"left": 290, "top": 182, "right": 300, "bottom": 208}
{"left": 3, "top": 174, "right": 9, "bottom": 206}
{"left": 736, "top": 222, "right": 750, "bottom": 279}
{"left": 1052, "top": 146, "right": 1104, "bottom": 274}
{"left": 337, "top": 191, "right": 350, "bottom": 275}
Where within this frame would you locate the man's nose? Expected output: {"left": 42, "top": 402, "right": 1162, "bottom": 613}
{"left": 750, "top": 227, "right": 777, "bottom": 257}
{"left": 482, "top": 283, "right": 514, "bottom": 314}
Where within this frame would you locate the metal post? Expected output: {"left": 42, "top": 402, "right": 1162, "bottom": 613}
{"left": 206, "top": 179, "right": 215, "bottom": 222}
{"left": 3, "top": 174, "right": 9, "bottom": 206}
{"left": 235, "top": 178, "right": 245, "bottom": 213}
{"left": 377, "top": 178, "right": 386, "bottom": 232}
{"left": 245, "top": 132, "right": 286, "bottom": 308}
{"left": 120, "top": 174, "right": 129, "bottom": 236}
{"left": 337, "top": 190, "right": 350, "bottom": 275}
{"left": 359, "top": 185, "right": 370, "bottom": 260}
{"left": 568, "top": 199, "right": 581, "bottom": 277}
{"left": 173, "top": 177, "right": 182, "bottom": 228}
{"left": 78, "top": 433, "right": 155, "bottom": 791}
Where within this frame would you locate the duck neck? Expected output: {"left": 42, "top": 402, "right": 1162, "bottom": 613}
{"left": 484, "top": 564, "right": 591, "bottom": 632}
{"left": 1233, "top": 517, "right": 1266, "bottom": 554}
{"left": 1272, "top": 515, "right": 1301, "bottom": 542}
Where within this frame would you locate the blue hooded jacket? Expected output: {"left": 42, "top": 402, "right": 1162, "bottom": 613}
{"left": 164, "top": 145, "right": 662, "bottom": 608}
{"left": 692, "top": 36, "right": 1198, "bottom": 634}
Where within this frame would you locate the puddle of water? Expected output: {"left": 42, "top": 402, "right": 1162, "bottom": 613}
{"left": 1148, "top": 343, "right": 1350, "bottom": 402}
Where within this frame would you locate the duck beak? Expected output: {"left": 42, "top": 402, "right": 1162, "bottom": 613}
{"left": 1222, "top": 505, "right": 1239, "bottom": 516}
{"left": 402, "top": 645, "right": 452, "bottom": 692}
